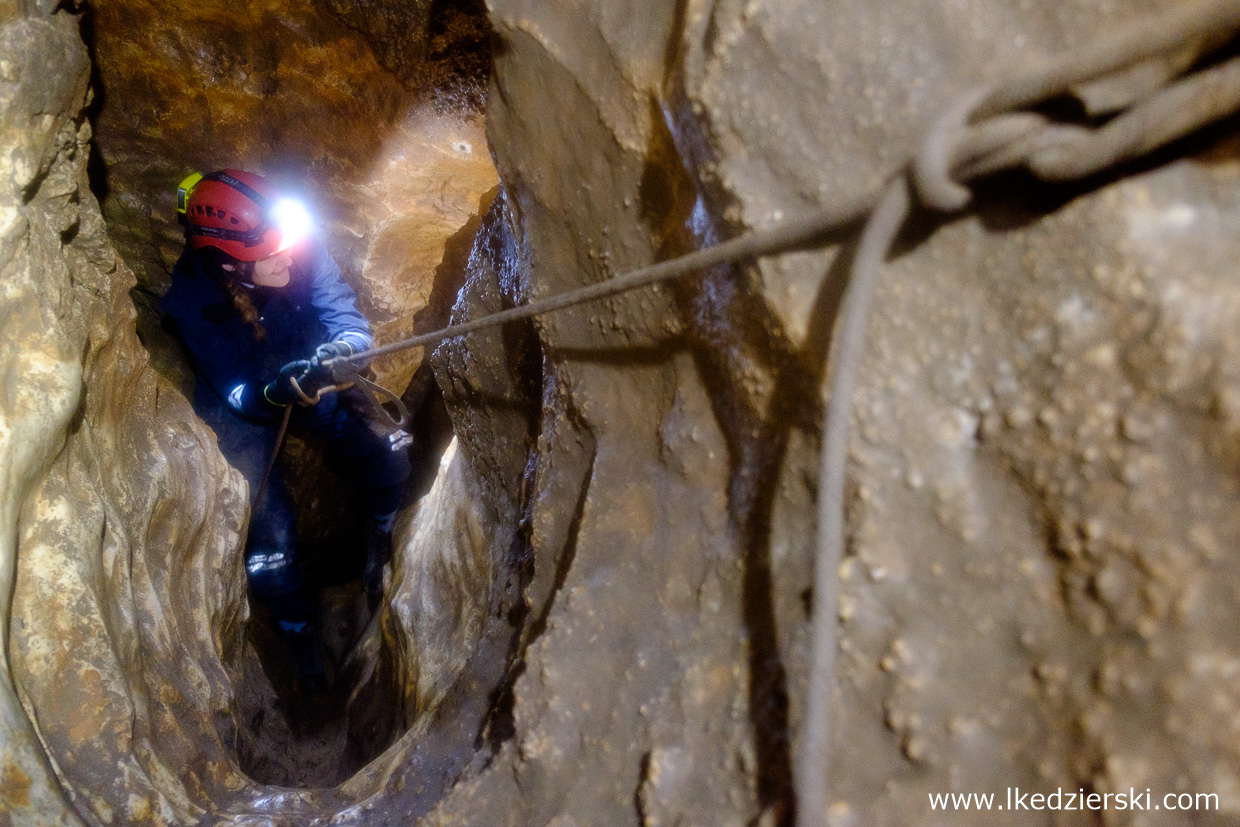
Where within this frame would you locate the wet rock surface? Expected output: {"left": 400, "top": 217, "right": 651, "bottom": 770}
{"left": 428, "top": 0, "right": 1240, "bottom": 825}
{"left": 4, "top": 0, "right": 1240, "bottom": 826}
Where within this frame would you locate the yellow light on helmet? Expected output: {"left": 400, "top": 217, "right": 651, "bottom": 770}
{"left": 177, "top": 172, "right": 203, "bottom": 215}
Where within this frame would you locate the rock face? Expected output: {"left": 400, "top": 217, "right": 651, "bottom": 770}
{"left": 0, "top": 8, "right": 256, "bottom": 824}
{"left": 1, "top": 2, "right": 507, "bottom": 824}
{"left": 6, "top": 0, "right": 1240, "bottom": 826}
{"left": 329, "top": 108, "right": 498, "bottom": 393}
{"left": 426, "top": 0, "right": 1240, "bottom": 825}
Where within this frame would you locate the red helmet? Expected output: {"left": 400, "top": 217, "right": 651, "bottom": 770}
{"left": 185, "top": 170, "right": 309, "bottom": 262}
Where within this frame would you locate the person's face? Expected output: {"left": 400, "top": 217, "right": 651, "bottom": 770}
{"left": 251, "top": 251, "right": 293, "bottom": 288}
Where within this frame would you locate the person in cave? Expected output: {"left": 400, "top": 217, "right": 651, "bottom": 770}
{"left": 159, "top": 169, "right": 412, "bottom": 691}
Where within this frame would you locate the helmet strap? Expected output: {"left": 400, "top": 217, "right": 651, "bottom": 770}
{"left": 202, "top": 170, "right": 272, "bottom": 210}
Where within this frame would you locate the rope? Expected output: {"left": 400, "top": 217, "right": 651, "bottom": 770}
{"left": 800, "top": 177, "right": 910, "bottom": 823}
{"left": 321, "top": 5, "right": 1240, "bottom": 371}
{"left": 252, "top": 404, "right": 292, "bottom": 511}
{"left": 318, "top": 192, "right": 878, "bottom": 370}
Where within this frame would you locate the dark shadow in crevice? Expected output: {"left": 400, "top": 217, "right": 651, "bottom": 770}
{"left": 76, "top": 4, "right": 111, "bottom": 207}
{"left": 638, "top": 95, "right": 854, "bottom": 826}
{"left": 677, "top": 251, "right": 843, "bottom": 827}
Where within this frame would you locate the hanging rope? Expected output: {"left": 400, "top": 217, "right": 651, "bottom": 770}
{"left": 251, "top": 404, "right": 292, "bottom": 510}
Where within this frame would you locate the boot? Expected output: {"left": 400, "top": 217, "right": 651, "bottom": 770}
{"left": 363, "top": 510, "right": 397, "bottom": 599}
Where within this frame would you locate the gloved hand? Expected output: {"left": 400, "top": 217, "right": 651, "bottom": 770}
{"left": 264, "top": 360, "right": 311, "bottom": 406}
{"left": 313, "top": 340, "right": 354, "bottom": 363}
{"left": 311, "top": 340, "right": 358, "bottom": 384}
{"left": 263, "top": 359, "right": 334, "bottom": 407}
{"left": 299, "top": 359, "right": 336, "bottom": 399}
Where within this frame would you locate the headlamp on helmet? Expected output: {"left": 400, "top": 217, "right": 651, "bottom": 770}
{"left": 270, "top": 197, "right": 313, "bottom": 253}
{"left": 176, "top": 172, "right": 203, "bottom": 215}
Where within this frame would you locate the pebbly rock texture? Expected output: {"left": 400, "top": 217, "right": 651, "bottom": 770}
{"left": 421, "top": 0, "right": 1240, "bottom": 825}
{"left": 322, "top": 0, "right": 492, "bottom": 105}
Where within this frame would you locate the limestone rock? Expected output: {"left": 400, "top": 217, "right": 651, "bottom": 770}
{"left": 330, "top": 109, "right": 498, "bottom": 393}
{"left": 427, "top": 0, "right": 1240, "bottom": 825}
{"left": 1, "top": 7, "right": 255, "bottom": 824}
{"left": 325, "top": 0, "right": 432, "bottom": 87}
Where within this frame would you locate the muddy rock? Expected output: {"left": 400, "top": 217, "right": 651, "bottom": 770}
{"left": 333, "top": 109, "right": 498, "bottom": 392}
{"left": 427, "top": 0, "right": 1240, "bottom": 825}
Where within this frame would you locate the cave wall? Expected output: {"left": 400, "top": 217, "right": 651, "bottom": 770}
{"left": 86, "top": 0, "right": 497, "bottom": 392}
{"left": 423, "top": 0, "right": 1240, "bottom": 825}
{"left": 6, "top": 0, "right": 1240, "bottom": 825}
{"left": 87, "top": 0, "right": 408, "bottom": 293}
{"left": 1, "top": 2, "right": 509, "bottom": 825}
{"left": 0, "top": 6, "right": 259, "bottom": 824}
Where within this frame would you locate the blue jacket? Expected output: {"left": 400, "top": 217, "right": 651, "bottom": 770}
{"left": 161, "top": 239, "right": 373, "bottom": 420}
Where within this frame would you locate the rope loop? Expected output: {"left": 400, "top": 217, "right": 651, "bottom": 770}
{"left": 913, "top": 0, "right": 1240, "bottom": 215}
{"left": 323, "top": 360, "right": 410, "bottom": 429}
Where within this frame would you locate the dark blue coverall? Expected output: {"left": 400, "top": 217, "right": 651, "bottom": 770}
{"left": 161, "top": 239, "right": 411, "bottom": 643}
